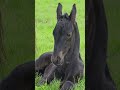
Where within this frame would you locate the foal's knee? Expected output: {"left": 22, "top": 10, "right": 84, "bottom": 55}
{"left": 60, "top": 81, "right": 74, "bottom": 90}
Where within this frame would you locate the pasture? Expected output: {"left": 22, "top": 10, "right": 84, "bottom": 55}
{"left": 35, "top": 0, "right": 85, "bottom": 90}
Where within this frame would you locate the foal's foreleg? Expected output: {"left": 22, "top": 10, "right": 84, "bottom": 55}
{"left": 60, "top": 75, "right": 77, "bottom": 90}
{"left": 38, "top": 63, "right": 57, "bottom": 85}
{"left": 60, "top": 62, "right": 84, "bottom": 90}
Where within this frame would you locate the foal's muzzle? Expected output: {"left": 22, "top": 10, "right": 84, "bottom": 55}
{"left": 51, "top": 51, "right": 64, "bottom": 66}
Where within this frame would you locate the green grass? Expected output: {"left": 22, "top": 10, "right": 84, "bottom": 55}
{"left": 35, "top": 0, "right": 85, "bottom": 90}
{"left": 35, "top": 75, "right": 85, "bottom": 90}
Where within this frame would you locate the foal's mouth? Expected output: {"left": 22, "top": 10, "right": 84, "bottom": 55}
{"left": 51, "top": 54, "right": 64, "bottom": 66}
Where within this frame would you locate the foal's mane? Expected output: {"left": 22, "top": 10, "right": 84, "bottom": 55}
{"left": 60, "top": 13, "right": 69, "bottom": 19}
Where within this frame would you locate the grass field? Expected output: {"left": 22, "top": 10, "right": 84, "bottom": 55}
{"left": 35, "top": 0, "right": 85, "bottom": 90}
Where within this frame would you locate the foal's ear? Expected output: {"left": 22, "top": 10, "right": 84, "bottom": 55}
{"left": 69, "top": 4, "right": 76, "bottom": 23}
{"left": 57, "top": 3, "right": 62, "bottom": 20}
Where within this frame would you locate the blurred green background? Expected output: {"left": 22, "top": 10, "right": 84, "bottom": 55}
{"left": 0, "top": 0, "right": 34, "bottom": 79}
{"left": 104, "top": 0, "right": 120, "bottom": 90}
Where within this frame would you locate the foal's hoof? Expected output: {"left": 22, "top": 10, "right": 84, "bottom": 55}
{"left": 60, "top": 81, "right": 74, "bottom": 90}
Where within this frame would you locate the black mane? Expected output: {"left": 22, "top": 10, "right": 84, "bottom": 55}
{"left": 61, "top": 13, "right": 69, "bottom": 19}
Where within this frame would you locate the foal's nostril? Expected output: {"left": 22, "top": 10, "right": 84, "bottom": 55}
{"left": 57, "top": 56, "right": 61, "bottom": 61}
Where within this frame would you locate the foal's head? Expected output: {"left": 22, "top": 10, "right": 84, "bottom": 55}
{"left": 51, "top": 3, "right": 78, "bottom": 66}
